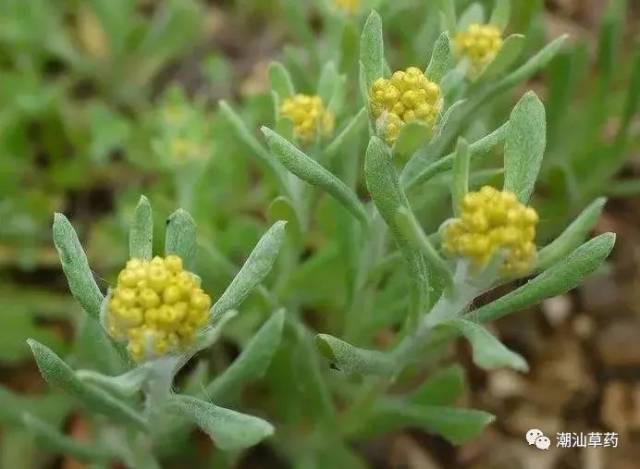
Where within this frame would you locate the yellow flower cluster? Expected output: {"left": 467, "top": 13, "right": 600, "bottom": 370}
{"left": 369, "top": 67, "right": 442, "bottom": 144}
{"left": 169, "top": 138, "right": 204, "bottom": 163}
{"left": 107, "top": 255, "right": 211, "bottom": 362}
{"left": 454, "top": 23, "right": 503, "bottom": 75}
{"left": 443, "top": 186, "right": 538, "bottom": 276}
{"left": 333, "top": 0, "right": 360, "bottom": 14}
{"left": 280, "top": 94, "right": 335, "bottom": 143}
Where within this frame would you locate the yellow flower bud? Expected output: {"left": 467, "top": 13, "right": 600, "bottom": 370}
{"left": 280, "top": 94, "right": 335, "bottom": 143}
{"left": 107, "top": 255, "right": 212, "bottom": 362}
{"left": 442, "top": 186, "right": 538, "bottom": 276}
{"left": 369, "top": 67, "right": 442, "bottom": 144}
{"left": 333, "top": 0, "right": 360, "bottom": 14}
{"left": 454, "top": 23, "right": 503, "bottom": 76}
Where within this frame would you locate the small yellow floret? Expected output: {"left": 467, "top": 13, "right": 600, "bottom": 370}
{"left": 369, "top": 67, "right": 442, "bottom": 144}
{"left": 333, "top": 0, "right": 360, "bottom": 14}
{"left": 280, "top": 94, "right": 335, "bottom": 144}
{"left": 107, "top": 255, "right": 211, "bottom": 362}
{"left": 454, "top": 23, "right": 503, "bottom": 75}
{"left": 442, "top": 186, "right": 538, "bottom": 276}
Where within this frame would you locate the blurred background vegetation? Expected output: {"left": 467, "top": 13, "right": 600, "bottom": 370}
{"left": 0, "top": 0, "right": 638, "bottom": 467}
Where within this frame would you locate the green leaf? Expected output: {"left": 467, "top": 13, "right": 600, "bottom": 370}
{"left": 22, "top": 413, "right": 113, "bottom": 463}
{"left": 261, "top": 127, "right": 368, "bottom": 226}
{"left": 426, "top": 32, "right": 452, "bottom": 83}
{"left": 475, "top": 34, "right": 525, "bottom": 82}
{"left": 365, "top": 136, "right": 428, "bottom": 318}
{"left": 327, "top": 74, "right": 347, "bottom": 115}
{"left": 470, "top": 233, "right": 616, "bottom": 323}
{"left": 452, "top": 137, "right": 470, "bottom": 216}
{"left": 267, "top": 196, "right": 301, "bottom": 239}
{"left": 617, "top": 47, "right": 640, "bottom": 143}
{"left": 496, "top": 35, "right": 568, "bottom": 91}
{"left": 207, "top": 310, "right": 285, "bottom": 401}
{"left": 168, "top": 395, "right": 274, "bottom": 450}
{"left": 268, "top": 61, "right": 295, "bottom": 99}
{"left": 164, "top": 208, "right": 197, "bottom": 269}
{"left": 360, "top": 10, "right": 384, "bottom": 92}
{"left": 489, "top": 0, "right": 510, "bottom": 31}
{"left": 27, "top": 340, "right": 146, "bottom": 430}
{"left": 76, "top": 367, "right": 149, "bottom": 398}
{"left": 402, "top": 122, "right": 508, "bottom": 190}
{"left": 315, "top": 334, "right": 395, "bottom": 376}
{"left": 52, "top": 214, "right": 103, "bottom": 319}
{"left": 0, "top": 385, "right": 71, "bottom": 427}
{"left": 362, "top": 399, "right": 494, "bottom": 445}
{"left": 438, "top": 319, "right": 528, "bottom": 371}
{"left": 218, "top": 101, "right": 289, "bottom": 193}
{"left": 324, "top": 108, "right": 368, "bottom": 163}
{"left": 411, "top": 365, "right": 466, "bottom": 406}
{"left": 503, "top": 91, "right": 546, "bottom": 203}
{"left": 537, "top": 198, "right": 606, "bottom": 271}
{"left": 458, "top": 3, "right": 485, "bottom": 31}
{"left": 394, "top": 122, "right": 431, "bottom": 160}
{"left": 317, "top": 61, "right": 338, "bottom": 103}
{"left": 211, "top": 221, "right": 286, "bottom": 320}
{"left": 395, "top": 207, "right": 453, "bottom": 291}
{"left": 129, "top": 195, "right": 153, "bottom": 260}
{"left": 438, "top": 0, "right": 457, "bottom": 33}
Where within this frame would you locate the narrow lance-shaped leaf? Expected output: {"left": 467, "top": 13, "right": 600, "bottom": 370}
{"left": 395, "top": 207, "right": 453, "bottom": 291}
{"left": 324, "top": 108, "right": 368, "bottom": 162}
{"left": 496, "top": 35, "right": 568, "bottom": 91}
{"left": 211, "top": 221, "right": 287, "bottom": 320}
{"left": 400, "top": 99, "right": 468, "bottom": 185}
{"left": 22, "top": 413, "right": 114, "bottom": 463}
{"left": 394, "top": 122, "right": 431, "bottom": 160}
{"left": 315, "top": 334, "right": 395, "bottom": 377}
{"left": 169, "top": 395, "right": 274, "bottom": 451}
{"left": 469, "top": 233, "right": 616, "bottom": 323}
{"left": 165, "top": 209, "right": 197, "bottom": 269}
{"left": 426, "top": 32, "right": 452, "bottom": 83}
{"left": 489, "top": 0, "right": 510, "bottom": 31}
{"left": 358, "top": 398, "right": 495, "bottom": 445}
{"left": 503, "top": 91, "right": 546, "bottom": 203}
{"left": 537, "top": 198, "right": 606, "bottom": 271}
{"left": 452, "top": 137, "right": 469, "bottom": 216}
{"left": 267, "top": 196, "right": 301, "bottom": 240}
{"left": 475, "top": 34, "right": 525, "bottom": 83}
{"left": 360, "top": 11, "right": 384, "bottom": 93}
{"left": 76, "top": 367, "right": 149, "bottom": 398}
{"left": 437, "top": 319, "right": 528, "bottom": 372}
{"left": 129, "top": 195, "right": 153, "bottom": 260}
{"left": 27, "top": 340, "right": 146, "bottom": 430}
{"left": 206, "top": 310, "right": 285, "bottom": 402}
{"left": 438, "top": 0, "right": 457, "bottom": 33}
{"left": 52, "top": 214, "right": 103, "bottom": 319}
{"left": 411, "top": 364, "right": 466, "bottom": 406}
{"left": 365, "top": 136, "right": 429, "bottom": 317}
{"left": 218, "top": 101, "right": 289, "bottom": 194}
{"left": 261, "top": 127, "right": 368, "bottom": 226}
{"left": 458, "top": 3, "right": 485, "bottom": 31}
{"left": 317, "top": 61, "right": 338, "bottom": 103}
{"left": 402, "top": 122, "right": 509, "bottom": 190}
{"left": 268, "top": 61, "right": 295, "bottom": 100}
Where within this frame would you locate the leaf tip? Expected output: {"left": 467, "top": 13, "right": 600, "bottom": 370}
{"left": 137, "top": 194, "right": 150, "bottom": 206}
{"left": 315, "top": 334, "right": 336, "bottom": 362}
{"left": 365, "top": 9, "right": 382, "bottom": 25}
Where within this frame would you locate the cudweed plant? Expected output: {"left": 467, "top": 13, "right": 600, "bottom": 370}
{"left": 19, "top": 1, "right": 623, "bottom": 468}
{"left": 24, "top": 197, "right": 287, "bottom": 467}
